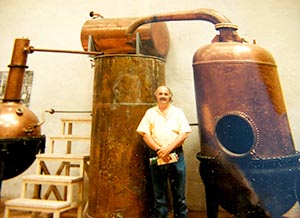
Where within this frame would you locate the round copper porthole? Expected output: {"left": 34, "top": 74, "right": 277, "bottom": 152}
{"left": 215, "top": 111, "right": 259, "bottom": 157}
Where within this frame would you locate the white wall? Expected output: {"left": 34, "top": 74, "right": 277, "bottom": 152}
{"left": 1, "top": 0, "right": 299, "bottom": 212}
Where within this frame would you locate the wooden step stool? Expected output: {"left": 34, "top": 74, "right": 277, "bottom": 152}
{"left": 34, "top": 153, "right": 89, "bottom": 200}
{"left": 4, "top": 199, "right": 71, "bottom": 218}
{"left": 4, "top": 175, "right": 84, "bottom": 218}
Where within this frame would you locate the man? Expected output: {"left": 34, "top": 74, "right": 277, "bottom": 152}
{"left": 137, "top": 85, "right": 191, "bottom": 218}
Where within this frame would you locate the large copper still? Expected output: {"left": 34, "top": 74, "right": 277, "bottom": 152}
{"left": 193, "top": 33, "right": 300, "bottom": 216}
{"left": 125, "top": 9, "right": 300, "bottom": 217}
{"left": 80, "top": 15, "right": 169, "bottom": 217}
{"left": 0, "top": 38, "right": 45, "bottom": 189}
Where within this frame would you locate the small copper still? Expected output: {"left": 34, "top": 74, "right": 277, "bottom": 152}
{"left": 0, "top": 38, "right": 102, "bottom": 190}
{"left": 0, "top": 39, "right": 45, "bottom": 189}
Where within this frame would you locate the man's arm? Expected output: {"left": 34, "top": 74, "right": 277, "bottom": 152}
{"left": 142, "top": 133, "right": 161, "bottom": 152}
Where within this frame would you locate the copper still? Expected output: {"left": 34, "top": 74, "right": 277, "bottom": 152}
{"left": 81, "top": 14, "right": 170, "bottom": 217}
{"left": 193, "top": 33, "right": 300, "bottom": 215}
{"left": 125, "top": 9, "right": 300, "bottom": 217}
{"left": 0, "top": 38, "right": 45, "bottom": 188}
{"left": 0, "top": 37, "right": 103, "bottom": 192}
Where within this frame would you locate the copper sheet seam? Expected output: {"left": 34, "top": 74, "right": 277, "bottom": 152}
{"left": 193, "top": 60, "right": 277, "bottom": 67}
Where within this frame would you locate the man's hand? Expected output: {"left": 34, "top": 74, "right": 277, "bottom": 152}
{"left": 157, "top": 146, "right": 172, "bottom": 160}
{"left": 156, "top": 153, "right": 179, "bottom": 165}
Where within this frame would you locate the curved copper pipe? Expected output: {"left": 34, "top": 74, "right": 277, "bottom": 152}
{"left": 126, "top": 8, "right": 233, "bottom": 35}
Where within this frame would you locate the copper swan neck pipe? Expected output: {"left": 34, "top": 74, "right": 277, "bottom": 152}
{"left": 126, "top": 8, "right": 235, "bottom": 35}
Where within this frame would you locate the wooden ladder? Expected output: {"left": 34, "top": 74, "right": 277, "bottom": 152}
{"left": 4, "top": 118, "right": 91, "bottom": 218}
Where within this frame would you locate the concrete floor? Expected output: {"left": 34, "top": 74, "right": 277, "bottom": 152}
{"left": 1, "top": 197, "right": 300, "bottom": 218}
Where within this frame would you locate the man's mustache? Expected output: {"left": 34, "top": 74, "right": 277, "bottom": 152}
{"left": 158, "top": 97, "right": 168, "bottom": 101}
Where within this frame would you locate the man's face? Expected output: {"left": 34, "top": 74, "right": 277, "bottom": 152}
{"left": 155, "top": 87, "right": 171, "bottom": 104}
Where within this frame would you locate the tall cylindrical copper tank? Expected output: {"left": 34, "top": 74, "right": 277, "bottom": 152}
{"left": 193, "top": 32, "right": 299, "bottom": 216}
{"left": 88, "top": 54, "right": 165, "bottom": 218}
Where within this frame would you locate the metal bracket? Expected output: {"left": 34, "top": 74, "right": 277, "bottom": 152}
{"left": 88, "top": 35, "right": 97, "bottom": 57}
{"left": 135, "top": 32, "right": 142, "bottom": 55}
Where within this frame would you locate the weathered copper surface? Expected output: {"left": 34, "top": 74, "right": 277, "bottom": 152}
{"left": 193, "top": 41, "right": 295, "bottom": 159}
{"left": 193, "top": 32, "right": 299, "bottom": 216}
{"left": 81, "top": 17, "right": 170, "bottom": 58}
{"left": 88, "top": 55, "right": 165, "bottom": 217}
{"left": 0, "top": 102, "right": 41, "bottom": 138}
